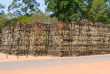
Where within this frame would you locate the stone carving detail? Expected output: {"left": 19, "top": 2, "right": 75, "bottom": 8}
{"left": 1, "top": 21, "right": 110, "bottom": 56}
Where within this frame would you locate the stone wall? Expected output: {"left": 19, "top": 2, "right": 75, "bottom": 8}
{"left": 1, "top": 21, "right": 110, "bottom": 56}
{"left": 1, "top": 25, "right": 14, "bottom": 53}
{"left": 1, "top": 22, "right": 34, "bottom": 54}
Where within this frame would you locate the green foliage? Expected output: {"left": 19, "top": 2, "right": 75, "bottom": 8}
{"left": 45, "top": 0, "right": 79, "bottom": 22}
{"left": 4, "top": 18, "right": 18, "bottom": 26}
{"left": 76, "top": 0, "right": 94, "bottom": 20}
{"left": 45, "top": 0, "right": 95, "bottom": 22}
{"left": 28, "top": 12, "right": 58, "bottom": 24}
{"left": 0, "top": 4, "right": 5, "bottom": 15}
{"left": 6, "top": 12, "right": 18, "bottom": 19}
{"left": 0, "top": 12, "right": 58, "bottom": 32}
{"left": 45, "top": 0, "right": 110, "bottom": 24}
{"left": 8, "top": 0, "right": 40, "bottom": 16}
{"left": 0, "top": 15, "right": 8, "bottom": 31}
{"left": 89, "top": 0, "right": 108, "bottom": 23}
{"left": 0, "top": 0, "right": 110, "bottom": 29}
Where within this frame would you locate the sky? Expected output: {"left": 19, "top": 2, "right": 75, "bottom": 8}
{"left": 0, "top": 0, "right": 46, "bottom": 14}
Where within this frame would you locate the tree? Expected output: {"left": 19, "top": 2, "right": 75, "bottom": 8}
{"left": 16, "top": 12, "right": 58, "bottom": 24}
{"left": 8, "top": 0, "right": 40, "bottom": 16}
{"left": 28, "top": 12, "right": 58, "bottom": 24}
{"left": 103, "top": 0, "right": 110, "bottom": 24}
{"left": 0, "top": 15, "right": 8, "bottom": 31}
{"left": 0, "top": 4, "right": 5, "bottom": 15}
{"left": 89, "top": 0, "right": 108, "bottom": 23}
{"left": 45, "top": 0, "right": 79, "bottom": 22}
{"left": 4, "top": 18, "right": 18, "bottom": 26}
{"left": 6, "top": 12, "right": 18, "bottom": 19}
{"left": 76, "top": 0, "right": 94, "bottom": 21}
{"left": 3, "top": 12, "right": 58, "bottom": 27}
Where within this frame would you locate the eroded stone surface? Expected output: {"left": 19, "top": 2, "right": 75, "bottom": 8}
{"left": 1, "top": 22, "right": 110, "bottom": 56}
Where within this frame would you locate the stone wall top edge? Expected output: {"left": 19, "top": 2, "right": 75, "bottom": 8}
{"left": 2, "top": 21, "right": 110, "bottom": 31}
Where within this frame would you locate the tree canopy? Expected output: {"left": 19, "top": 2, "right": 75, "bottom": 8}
{"left": 45, "top": 0, "right": 110, "bottom": 24}
{"left": 89, "top": 0, "right": 108, "bottom": 23}
{"left": 45, "top": 0, "right": 79, "bottom": 22}
{"left": 8, "top": 0, "right": 40, "bottom": 16}
{"left": 0, "top": 4, "right": 5, "bottom": 15}
{"left": 0, "top": 0, "right": 110, "bottom": 29}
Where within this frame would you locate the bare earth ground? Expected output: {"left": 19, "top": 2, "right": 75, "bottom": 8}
{"left": 0, "top": 53, "right": 110, "bottom": 62}
{"left": 0, "top": 53, "right": 60, "bottom": 62}
{"left": 1, "top": 53, "right": 110, "bottom": 74}
{"left": 1, "top": 61, "right": 110, "bottom": 74}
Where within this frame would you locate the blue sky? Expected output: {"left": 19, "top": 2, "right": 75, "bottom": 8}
{"left": 0, "top": 0, "right": 46, "bottom": 13}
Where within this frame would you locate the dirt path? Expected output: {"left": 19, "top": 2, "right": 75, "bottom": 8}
{"left": 0, "top": 53, "right": 59, "bottom": 62}
{"left": 0, "top": 54, "right": 110, "bottom": 73}
{"left": 1, "top": 61, "right": 110, "bottom": 74}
